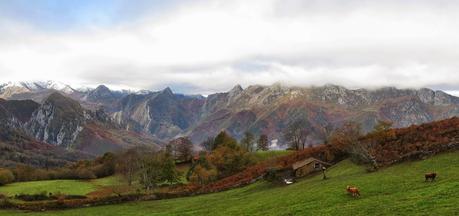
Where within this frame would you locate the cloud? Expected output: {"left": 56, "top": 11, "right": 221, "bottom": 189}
{"left": 0, "top": 0, "right": 458, "bottom": 94}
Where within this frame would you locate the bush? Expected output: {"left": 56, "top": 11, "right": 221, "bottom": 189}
{"left": 16, "top": 191, "right": 52, "bottom": 201}
{"left": 76, "top": 169, "right": 96, "bottom": 179}
{"left": 0, "top": 197, "right": 14, "bottom": 208}
{"left": 189, "top": 165, "right": 218, "bottom": 185}
{"left": 0, "top": 168, "right": 15, "bottom": 185}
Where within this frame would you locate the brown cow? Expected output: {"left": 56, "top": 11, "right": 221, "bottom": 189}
{"left": 346, "top": 185, "right": 360, "bottom": 197}
{"left": 425, "top": 172, "right": 437, "bottom": 182}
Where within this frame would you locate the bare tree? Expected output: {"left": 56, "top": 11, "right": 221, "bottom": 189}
{"left": 168, "top": 137, "right": 194, "bottom": 162}
{"left": 283, "top": 119, "right": 311, "bottom": 150}
{"left": 176, "top": 137, "right": 194, "bottom": 162}
{"left": 116, "top": 148, "right": 140, "bottom": 186}
{"left": 328, "top": 121, "right": 377, "bottom": 167}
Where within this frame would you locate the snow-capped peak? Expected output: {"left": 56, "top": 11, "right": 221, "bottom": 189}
{"left": 0, "top": 80, "right": 76, "bottom": 94}
{"left": 38, "top": 81, "right": 76, "bottom": 94}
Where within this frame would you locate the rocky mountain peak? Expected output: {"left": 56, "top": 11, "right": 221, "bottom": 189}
{"left": 45, "top": 92, "right": 83, "bottom": 113}
{"left": 25, "top": 92, "right": 86, "bottom": 147}
{"left": 89, "top": 85, "right": 113, "bottom": 98}
{"left": 230, "top": 84, "right": 243, "bottom": 94}
{"left": 228, "top": 84, "right": 244, "bottom": 102}
{"left": 161, "top": 87, "right": 174, "bottom": 96}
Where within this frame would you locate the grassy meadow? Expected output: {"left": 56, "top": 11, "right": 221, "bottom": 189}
{"left": 0, "top": 151, "right": 457, "bottom": 215}
{"left": 0, "top": 175, "right": 122, "bottom": 197}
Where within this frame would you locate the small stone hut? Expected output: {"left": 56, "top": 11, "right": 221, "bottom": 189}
{"left": 291, "top": 157, "right": 331, "bottom": 177}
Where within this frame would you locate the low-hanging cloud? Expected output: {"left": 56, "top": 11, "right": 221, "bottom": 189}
{"left": 0, "top": 0, "right": 459, "bottom": 95}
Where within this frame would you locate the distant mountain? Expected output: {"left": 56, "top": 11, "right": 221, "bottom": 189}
{"left": 112, "top": 87, "right": 204, "bottom": 140}
{"left": 0, "top": 92, "right": 160, "bottom": 163}
{"left": 0, "top": 98, "right": 90, "bottom": 167}
{"left": 95, "top": 83, "right": 459, "bottom": 145}
{"left": 2, "top": 81, "right": 459, "bottom": 147}
{"left": 0, "top": 81, "right": 75, "bottom": 98}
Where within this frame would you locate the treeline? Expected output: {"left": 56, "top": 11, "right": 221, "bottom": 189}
{"left": 0, "top": 152, "right": 117, "bottom": 184}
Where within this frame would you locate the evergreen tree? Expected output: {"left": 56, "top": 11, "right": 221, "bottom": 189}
{"left": 241, "top": 131, "right": 255, "bottom": 152}
{"left": 213, "top": 131, "right": 238, "bottom": 150}
{"left": 161, "top": 154, "right": 180, "bottom": 184}
{"left": 257, "top": 134, "right": 269, "bottom": 151}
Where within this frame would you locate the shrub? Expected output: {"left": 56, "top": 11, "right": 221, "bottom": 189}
{"left": 0, "top": 168, "right": 15, "bottom": 185}
{"left": 76, "top": 168, "right": 96, "bottom": 179}
{"left": 16, "top": 191, "right": 52, "bottom": 201}
{"left": 0, "top": 197, "right": 14, "bottom": 208}
{"left": 189, "top": 165, "right": 218, "bottom": 185}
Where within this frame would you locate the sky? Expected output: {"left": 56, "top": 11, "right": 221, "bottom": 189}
{"left": 1, "top": 0, "right": 459, "bottom": 95}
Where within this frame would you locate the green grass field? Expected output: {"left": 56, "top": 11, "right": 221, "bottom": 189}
{"left": 1, "top": 151, "right": 458, "bottom": 215}
{"left": 0, "top": 175, "right": 122, "bottom": 197}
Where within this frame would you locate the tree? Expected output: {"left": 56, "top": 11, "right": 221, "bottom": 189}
{"left": 168, "top": 137, "right": 194, "bottom": 162}
{"left": 76, "top": 168, "right": 96, "bottom": 179}
{"left": 176, "top": 137, "right": 194, "bottom": 162}
{"left": 138, "top": 153, "right": 163, "bottom": 190}
{"left": 328, "top": 121, "right": 376, "bottom": 166}
{"left": 240, "top": 131, "right": 255, "bottom": 152}
{"left": 12, "top": 165, "right": 35, "bottom": 181}
{"left": 363, "top": 120, "right": 395, "bottom": 169}
{"left": 328, "top": 121, "right": 362, "bottom": 154}
{"left": 165, "top": 143, "right": 174, "bottom": 157}
{"left": 283, "top": 119, "right": 310, "bottom": 150}
{"left": 187, "top": 151, "right": 208, "bottom": 181}
{"left": 322, "top": 122, "right": 335, "bottom": 145}
{"left": 138, "top": 152, "right": 181, "bottom": 190}
{"left": 213, "top": 131, "right": 238, "bottom": 150}
{"left": 161, "top": 154, "right": 181, "bottom": 184}
{"left": 116, "top": 149, "right": 140, "bottom": 186}
{"left": 0, "top": 168, "right": 14, "bottom": 185}
{"left": 208, "top": 145, "right": 253, "bottom": 177}
{"left": 257, "top": 134, "right": 269, "bottom": 151}
{"left": 200, "top": 137, "right": 214, "bottom": 151}
{"left": 189, "top": 164, "right": 218, "bottom": 185}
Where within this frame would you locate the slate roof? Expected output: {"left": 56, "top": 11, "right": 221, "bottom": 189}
{"left": 292, "top": 157, "right": 331, "bottom": 170}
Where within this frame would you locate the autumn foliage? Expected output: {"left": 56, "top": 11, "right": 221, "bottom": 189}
{"left": 361, "top": 117, "right": 459, "bottom": 166}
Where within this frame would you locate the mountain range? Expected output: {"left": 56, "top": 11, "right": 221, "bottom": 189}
{"left": 1, "top": 81, "right": 459, "bottom": 160}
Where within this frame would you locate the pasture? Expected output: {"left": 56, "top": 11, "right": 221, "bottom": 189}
{"left": 0, "top": 175, "right": 122, "bottom": 197}
{"left": 1, "top": 151, "right": 457, "bottom": 215}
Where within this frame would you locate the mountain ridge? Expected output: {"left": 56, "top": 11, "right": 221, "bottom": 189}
{"left": 1, "top": 81, "right": 459, "bottom": 146}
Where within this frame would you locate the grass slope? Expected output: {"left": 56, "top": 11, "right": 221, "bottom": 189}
{"left": 0, "top": 176, "right": 122, "bottom": 197}
{"left": 1, "top": 152, "right": 458, "bottom": 216}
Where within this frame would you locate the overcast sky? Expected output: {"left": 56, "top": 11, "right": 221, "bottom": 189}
{"left": 1, "top": 0, "right": 459, "bottom": 95}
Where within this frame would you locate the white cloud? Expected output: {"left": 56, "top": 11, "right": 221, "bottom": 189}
{"left": 0, "top": 0, "right": 459, "bottom": 94}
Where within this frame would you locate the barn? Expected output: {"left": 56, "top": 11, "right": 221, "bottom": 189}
{"left": 292, "top": 157, "right": 331, "bottom": 177}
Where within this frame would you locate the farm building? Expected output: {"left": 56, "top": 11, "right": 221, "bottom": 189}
{"left": 267, "top": 157, "right": 332, "bottom": 183}
{"left": 292, "top": 157, "right": 331, "bottom": 177}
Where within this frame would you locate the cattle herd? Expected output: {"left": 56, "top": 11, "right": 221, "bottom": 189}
{"left": 346, "top": 172, "right": 437, "bottom": 198}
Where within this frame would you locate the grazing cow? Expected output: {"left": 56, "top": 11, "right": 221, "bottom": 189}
{"left": 425, "top": 172, "right": 437, "bottom": 182}
{"left": 346, "top": 185, "right": 360, "bottom": 197}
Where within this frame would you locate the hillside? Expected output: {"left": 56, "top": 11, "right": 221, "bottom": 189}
{"left": 1, "top": 151, "right": 457, "bottom": 215}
